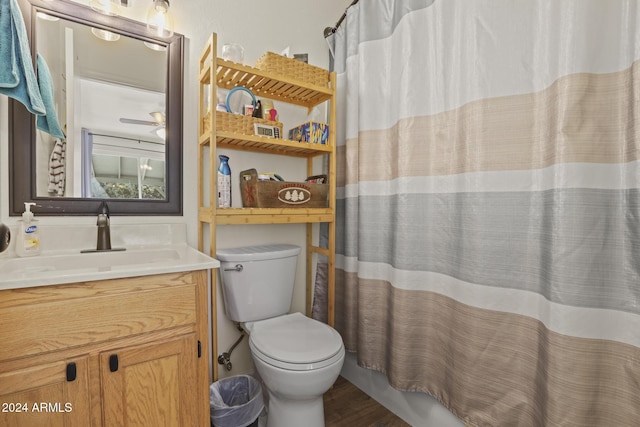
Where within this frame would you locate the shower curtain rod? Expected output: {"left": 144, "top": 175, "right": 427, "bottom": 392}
{"left": 324, "top": 0, "right": 359, "bottom": 37}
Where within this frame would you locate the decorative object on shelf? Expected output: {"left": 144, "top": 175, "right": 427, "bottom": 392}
{"left": 225, "top": 86, "right": 256, "bottom": 114}
{"left": 305, "top": 174, "right": 327, "bottom": 184}
{"left": 261, "top": 99, "right": 275, "bottom": 120}
{"left": 253, "top": 123, "right": 280, "bottom": 139}
{"left": 221, "top": 43, "right": 245, "bottom": 63}
{"left": 289, "top": 121, "right": 329, "bottom": 144}
{"left": 252, "top": 100, "right": 262, "bottom": 118}
{"left": 147, "top": 0, "right": 174, "bottom": 38}
{"left": 255, "top": 52, "right": 329, "bottom": 87}
{"left": 240, "top": 169, "right": 328, "bottom": 208}
{"left": 212, "top": 111, "right": 282, "bottom": 137}
{"left": 218, "top": 155, "right": 231, "bottom": 208}
{"left": 293, "top": 53, "right": 309, "bottom": 63}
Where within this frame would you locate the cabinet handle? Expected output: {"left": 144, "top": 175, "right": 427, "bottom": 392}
{"left": 109, "top": 354, "right": 119, "bottom": 372}
{"left": 66, "top": 362, "right": 77, "bottom": 382}
{"left": 198, "top": 340, "right": 202, "bottom": 358}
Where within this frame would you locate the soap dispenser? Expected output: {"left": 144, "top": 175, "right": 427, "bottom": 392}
{"left": 16, "top": 202, "right": 41, "bottom": 257}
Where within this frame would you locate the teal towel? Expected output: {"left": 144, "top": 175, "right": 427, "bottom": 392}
{"left": 0, "top": 0, "right": 45, "bottom": 115}
{"left": 36, "top": 54, "right": 65, "bottom": 139}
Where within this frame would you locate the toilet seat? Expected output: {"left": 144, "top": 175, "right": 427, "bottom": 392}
{"left": 249, "top": 312, "right": 344, "bottom": 371}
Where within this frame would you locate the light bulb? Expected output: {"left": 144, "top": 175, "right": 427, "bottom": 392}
{"left": 155, "top": 127, "right": 166, "bottom": 139}
{"left": 147, "top": 0, "right": 174, "bottom": 38}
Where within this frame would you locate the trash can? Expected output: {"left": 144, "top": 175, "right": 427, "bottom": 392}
{"left": 210, "top": 375, "right": 264, "bottom": 427}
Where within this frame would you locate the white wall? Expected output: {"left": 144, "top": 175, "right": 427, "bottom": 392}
{"left": 0, "top": 0, "right": 350, "bottom": 377}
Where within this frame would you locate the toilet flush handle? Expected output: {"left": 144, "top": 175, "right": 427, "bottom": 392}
{"left": 224, "top": 264, "right": 243, "bottom": 272}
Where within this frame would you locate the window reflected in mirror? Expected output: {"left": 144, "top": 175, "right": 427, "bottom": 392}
{"left": 81, "top": 130, "right": 166, "bottom": 199}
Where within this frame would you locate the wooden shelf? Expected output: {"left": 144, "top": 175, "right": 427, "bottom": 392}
{"left": 199, "top": 207, "right": 333, "bottom": 224}
{"left": 217, "top": 133, "right": 332, "bottom": 156}
{"left": 199, "top": 58, "right": 333, "bottom": 109}
{"left": 198, "top": 33, "right": 337, "bottom": 381}
{"left": 214, "top": 59, "right": 333, "bottom": 110}
{"left": 200, "top": 131, "right": 332, "bottom": 157}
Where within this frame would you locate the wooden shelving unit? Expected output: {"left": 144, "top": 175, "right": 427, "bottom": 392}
{"left": 198, "top": 33, "right": 336, "bottom": 380}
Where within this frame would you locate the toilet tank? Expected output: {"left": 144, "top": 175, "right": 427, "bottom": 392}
{"left": 217, "top": 244, "right": 301, "bottom": 322}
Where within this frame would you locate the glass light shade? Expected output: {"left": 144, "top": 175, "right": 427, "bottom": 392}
{"left": 89, "top": 0, "right": 120, "bottom": 16}
{"left": 91, "top": 28, "right": 121, "bottom": 42}
{"left": 147, "top": 0, "right": 174, "bottom": 38}
{"left": 144, "top": 41, "right": 167, "bottom": 51}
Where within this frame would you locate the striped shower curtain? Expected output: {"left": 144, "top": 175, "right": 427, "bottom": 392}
{"left": 326, "top": 0, "right": 640, "bottom": 425}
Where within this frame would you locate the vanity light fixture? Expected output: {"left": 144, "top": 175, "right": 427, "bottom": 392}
{"left": 88, "top": 0, "right": 121, "bottom": 16}
{"left": 147, "top": 0, "right": 174, "bottom": 38}
{"left": 91, "top": 28, "right": 121, "bottom": 42}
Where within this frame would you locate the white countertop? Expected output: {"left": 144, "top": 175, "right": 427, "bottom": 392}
{"left": 0, "top": 224, "right": 220, "bottom": 290}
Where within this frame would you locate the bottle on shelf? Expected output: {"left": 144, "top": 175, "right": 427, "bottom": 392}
{"left": 218, "top": 155, "right": 232, "bottom": 208}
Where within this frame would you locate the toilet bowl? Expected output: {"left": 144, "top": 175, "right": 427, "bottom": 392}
{"left": 217, "top": 244, "right": 345, "bottom": 427}
{"left": 247, "top": 312, "right": 345, "bottom": 427}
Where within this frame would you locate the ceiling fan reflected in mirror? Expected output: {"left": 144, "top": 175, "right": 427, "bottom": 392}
{"left": 119, "top": 111, "right": 166, "bottom": 138}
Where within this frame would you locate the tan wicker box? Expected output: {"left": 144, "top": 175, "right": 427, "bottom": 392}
{"left": 240, "top": 169, "right": 328, "bottom": 208}
{"left": 203, "top": 111, "right": 283, "bottom": 136}
{"left": 255, "top": 52, "right": 329, "bottom": 87}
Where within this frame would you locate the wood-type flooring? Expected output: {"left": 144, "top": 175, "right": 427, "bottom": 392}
{"left": 324, "top": 376, "right": 411, "bottom": 427}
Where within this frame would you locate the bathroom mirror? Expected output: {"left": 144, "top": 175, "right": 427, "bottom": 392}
{"left": 9, "top": 0, "right": 183, "bottom": 215}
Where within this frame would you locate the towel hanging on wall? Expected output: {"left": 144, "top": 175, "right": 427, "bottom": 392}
{"left": 0, "top": 0, "right": 46, "bottom": 115}
{"left": 36, "top": 54, "right": 65, "bottom": 139}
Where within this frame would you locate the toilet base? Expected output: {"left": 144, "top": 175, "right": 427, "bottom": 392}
{"left": 266, "top": 391, "right": 324, "bottom": 427}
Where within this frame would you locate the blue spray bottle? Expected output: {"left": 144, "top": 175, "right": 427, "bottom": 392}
{"left": 218, "top": 155, "right": 231, "bottom": 208}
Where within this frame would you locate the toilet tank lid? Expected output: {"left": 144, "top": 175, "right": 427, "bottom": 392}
{"left": 216, "top": 244, "right": 301, "bottom": 262}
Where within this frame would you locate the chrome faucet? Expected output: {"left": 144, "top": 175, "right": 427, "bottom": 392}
{"left": 96, "top": 201, "right": 112, "bottom": 251}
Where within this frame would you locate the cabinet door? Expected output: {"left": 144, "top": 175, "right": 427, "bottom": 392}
{"left": 100, "top": 335, "right": 201, "bottom": 427}
{"left": 0, "top": 357, "right": 90, "bottom": 427}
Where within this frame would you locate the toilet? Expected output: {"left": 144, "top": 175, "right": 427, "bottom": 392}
{"left": 217, "top": 244, "right": 345, "bottom": 427}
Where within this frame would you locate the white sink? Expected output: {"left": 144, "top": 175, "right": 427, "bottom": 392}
{"left": 2, "top": 248, "right": 181, "bottom": 275}
{"left": 0, "top": 244, "right": 219, "bottom": 290}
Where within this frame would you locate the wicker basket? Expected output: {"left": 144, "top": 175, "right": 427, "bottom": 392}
{"left": 204, "top": 111, "right": 283, "bottom": 136}
{"left": 255, "top": 52, "right": 329, "bottom": 87}
{"left": 240, "top": 169, "right": 329, "bottom": 208}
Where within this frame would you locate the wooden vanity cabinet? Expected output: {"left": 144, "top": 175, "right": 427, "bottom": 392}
{"left": 0, "top": 271, "right": 210, "bottom": 427}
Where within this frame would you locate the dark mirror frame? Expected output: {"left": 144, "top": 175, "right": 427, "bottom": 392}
{"left": 9, "top": 0, "right": 183, "bottom": 216}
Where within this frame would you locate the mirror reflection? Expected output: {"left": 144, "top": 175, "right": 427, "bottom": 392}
{"left": 34, "top": 12, "right": 168, "bottom": 200}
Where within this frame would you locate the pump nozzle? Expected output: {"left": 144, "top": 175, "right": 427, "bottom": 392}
{"left": 22, "top": 202, "right": 36, "bottom": 223}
